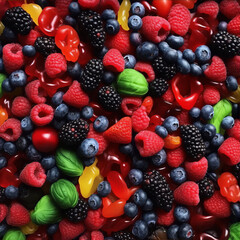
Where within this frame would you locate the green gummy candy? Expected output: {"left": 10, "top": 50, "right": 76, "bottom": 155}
{"left": 50, "top": 179, "right": 78, "bottom": 209}
{"left": 229, "top": 222, "right": 240, "bottom": 240}
{"left": 3, "top": 229, "right": 26, "bottom": 240}
{"left": 31, "top": 195, "right": 62, "bottom": 225}
{"left": 0, "top": 73, "right": 7, "bottom": 98}
{"left": 55, "top": 148, "right": 83, "bottom": 177}
{"left": 117, "top": 69, "right": 148, "bottom": 96}
{"left": 209, "top": 99, "right": 232, "bottom": 133}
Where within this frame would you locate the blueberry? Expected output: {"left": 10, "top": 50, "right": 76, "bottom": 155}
{"left": 54, "top": 103, "right": 69, "bottom": 119}
{"left": 130, "top": 2, "right": 145, "bottom": 17}
{"left": 158, "top": 41, "right": 170, "bottom": 55}
{"left": 47, "top": 224, "right": 59, "bottom": 235}
{"left": 128, "top": 15, "right": 142, "bottom": 31}
{"left": 155, "top": 125, "right": 168, "bottom": 138}
{"left": 0, "top": 44, "right": 2, "bottom": 57}
{"left": 132, "top": 220, "right": 148, "bottom": 239}
{"left": 102, "top": 71, "right": 116, "bottom": 85}
{"left": 177, "top": 58, "right": 191, "bottom": 74}
{"left": 164, "top": 48, "right": 178, "bottom": 63}
{"left": 201, "top": 124, "right": 216, "bottom": 140}
{"left": 128, "top": 169, "right": 143, "bottom": 186}
{"left": 68, "top": 2, "right": 81, "bottom": 16}
{"left": 3, "top": 142, "right": 16, "bottom": 155}
{"left": 67, "top": 62, "right": 82, "bottom": 79}
{"left": 132, "top": 154, "right": 149, "bottom": 171}
{"left": 170, "top": 167, "right": 187, "bottom": 185}
{"left": 183, "top": 49, "right": 195, "bottom": 63}
{"left": 231, "top": 202, "right": 240, "bottom": 219}
{"left": 189, "top": 107, "right": 200, "bottom": 119}
{"left": 101, "top": 9, "right": 116, "bottom": 20}
{"left": 21, "top": 117, "right": 33, "bottom": 132}
{"left": 119, "top": 143, "right": 134, "bottom": 156}
{"left": 105, "top": 19, "right": 120, "bottom": 35}
{"left": 201, "top": 63, "right": 209, "bottom": 71}
{"left": 97, "top": 46, "right": 109, "bottom": 59}
{"left": 51, "top": 91, "right": 64, "bottom": 107}
{"left": 163, "top": 116, "right": 179, "bottom": 132}
{"left": 26, "top": 145, "right": 42, "bottom": 162}
{"left": 178, "top": 223, "right": 193, "bottom": 240}
{"left": 151, "top": 149, "right": 167, "bottom": 166}
{"left": 52, "top": 119, "right": 66, "bottom": 130}
{"left": 232, "top": 103, "right": 240, "bottom": 119}
{"left": 133, "top": 189, "right": 147, "bottom": 206}
{"left": 0, "top": 222, "right": 8, "bottom": 237}
{"left": 124, "top": 202, "right": 138, "bottom": 218}
{"left": 167, "top": 35, "right": 184, "bottom": 49}
{"left": 0, "top": 156, "right": 7, "bottom": 169}
{"left": 5, "top": 185, "right": 19, "bottom": 199}
{"left": 0, "top": 58, "right": 4, "bottom": 72}
{"left": 124, "top": 54, "right": 136, "bottom": 68}
{"left": 65, "top": 15, "right": 76, "bottom": 26}
{"left": 136, "top": 42, "right": 159, "bottom": 61}
{"left": 190, "top": 63, "right": 203, "bottom": 76}
{"left": 47, "top": 167, "right": 60, "bottom": 183}
{"left": 94, "top": 116, "right": 109, "bottom": 132}
{"left": 193, "top": 121, "right": 204, "bottom": 131}
{"left": 167, "top": 224, "right": 179, "bottom": 240}
{"left": 16, "top": 136, "right": 28, "bottom": 151}
{"left": 195, "top": 45, "right": 211, "bottom": 63}
{"left": 142, "top": 212, "right": 157, "bottom": 227}
{"left": 41, "top": 156, "right": 55, "bottom": 170}
{"left": 2, "top": 27, "right": 17, "bottom": 43}
{"left": 22, "top": 45, "right": 36, "bottom": 57}
{"left": 35, "top": 0, "right": 49, "bottom": 8}
{"left": 226, "top": 76, "right": 238, "bottom": 92}
{"left": 0, "top": 139, "right": 4, "bottom": 151}
{"left": 177, "top": 50, "right": 183, "bottom": 60}
{"left": 67, "top": 111, "right": 81, "bottom": 121}
{"left": 81, "top": 106, "right": 93, "bottom": 119}
{"left": 130, "top": 32, "right": 142, "bottom": 46}
{"left": 174, "top": 206, "right": 190, "bottom": 223}
{"left": 83, "top": 157, "right": 95, "bottom": 166}
{"left": 221, "top": 116, "right": 235, "bottom": 129}
{"left": 218, "top": 21, "right": 227, "bottom": 31}
{"left": 88, "top": 194, "right": 102, "bottom": 209}
{"left": 142, "top": 198, "right": 153, "bottom": 211}
{"left": 201, "top": 105, "right": 214, "bottom": 120}
{"left": 78, "top": 138, "right": 99, "bottom": 158}
{"left": 9, "top": 70, "right": 27, "bottom": 87}
{"left": 211, "top": 133, "right": 224, "bottom": 149}
{"left": 207, "top": 153, "right": 220, "bottom": 172}
{"left": 2, "top": 78, "right": 14, "bottom": 92}
{"left": 97, "top": 181, "right": 111, "bottom": 197}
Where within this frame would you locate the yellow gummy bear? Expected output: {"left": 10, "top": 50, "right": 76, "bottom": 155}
{"left": 20, "top": 218, "right": 39, "bottom": 235}
{"left": 0, "top": 22, "right": 5, "bottom": 36}
{"left": 21, "top": 3, "right": 42, "bottom": 25}
{"left": 227, "top": 85, "right": 240, "bottom": 103}
{"left": 117, "top": 0, "right": 131, "bottom": 31}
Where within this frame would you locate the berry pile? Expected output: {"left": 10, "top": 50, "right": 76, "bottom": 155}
{"left": 0, "top": 0, "right": 240, "bottom": 239}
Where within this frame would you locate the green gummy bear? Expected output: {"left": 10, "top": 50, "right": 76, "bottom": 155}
{"left": 0, "top": 73, "right": 7, "bottom": 98}
{"left": 209, "top": 99, "right": 232, "bottom": 133}
{"left": 3, "top": 229, "right": 26, "bottom": 240}
{"left": 55, "top": 148, "right": 83, "bottom": 177}
{"left": 50, "top": 179, "right": 78, "bottom": 209}
{"left": 229, "top": 222, "right": 240, "bottom": 240}
{"left": 117, "top": 69, "right": 148, "bottom": 96}
{"left": 31, "top": 195, "right": 62, "bottom": 225}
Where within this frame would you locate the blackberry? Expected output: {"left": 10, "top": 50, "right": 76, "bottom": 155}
{"left": 78, "top": 10, "right": 105, "bottom": 50}
{"left": 2, "top": 7, "right": 32, "bottom": 35}
{"left": 64, "top": 198, "right": 89, "bottom": 222}
{"left": 112, "top": 231, "right": 136, "bottom": 240}
{"left": 149, "top": 78, "right": 168, "bottom": 97}
{"left": 198, "top": 177, "right": 215, "bottom": 200}
{"left": 35, "top": 37, "right": 58, "bottom": 57}
{"left": 180, "top": 124, "right": 206, "bottom": 160}
{"left": 232, "top": 162, "right": 240, "bottom": 183}
{"left": 211, "top": 31, "right": 240, "bottom": 58}
{"left": 98, "top": 86, "right": 122, "bottom": 112}
{"left": 81, "top": 59, "right": 103, "bottom": 91}
{"left": 152, "top": 56, "right": 177, "bottom": 80}
{"left": 59, "top": 118, "right": 89, "bottom": 146}
{"left": 143, "top": 170, "right": 174, "bottom": 212}
{"left": 0, "top": 187, "right": 6, "bottom": 203}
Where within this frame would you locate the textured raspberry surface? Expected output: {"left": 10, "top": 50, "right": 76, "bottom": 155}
{"left": 11, "top": 96, "right": 31, "bottom": 118}
{"left": 226, "top": 55, "right": 240, "bottom": 77}
{"left": 227, "top": 14, "right": 240, "bottom": 37}
{"left": 134, "top": 62, "right": 155, "bottom": 82}
{"left": 167, "top": 4, "right": 191, "bottom": 36}
{"left": 162, "top": 88, "right": 175, "bottom": 103}
{"left": 25, "top": 80, "right": 47, "bottom": 104}
{"left": 121, "top": 97, "right": 142, "bottom": 116}
{"left": 84, "top": 209, "right": 107, "bottom": 230}
{"left": 103, "top": 48, "right": 125, "bottom": 72}
{"left": 227, "top": 119, "right": 240, "bottom": 141}
{"left": 202, "top": 86, "right": 220, "bottom": 105}
{"left": 167, "top": 147, "right": 186, "bottom": 168}
{"left": 197, "top": 1, "right": 219, "bottom": 19}
{"left": 132, "top": 106, "right": 150, "bottom": 132}
{"left": 0, "top": 118, "right": 22, "bottom": 142}
{"left": 91, "top": 230, "right": 104, "bottom": 240}
{"left": 18, "top": 29, "right": 42, "bottom": 46}
{"left": 30, "top": 104, "right": 54, "bottom": 126}
{"left": 141, "top": 16, "right": 171, "bottom": 43}
{"left": 0, "top": 204, "right": 8, "bottom": 224}
{"left": 55, "top": 0, "right": 72, "bottom": 17}
{"left": 176, "top": 110, "right": 191, "bottom": 125}
{"left": 157, "top": 206, "right": 175, "bottom": 226}
{"left": 78, "top": 0, "right": 100, "bottom": 9}
{"left": 174, "top": 181, "right": 200, "bottom": 206}
{"left": 220, "top": 0, "right": 240, "bottom": 19}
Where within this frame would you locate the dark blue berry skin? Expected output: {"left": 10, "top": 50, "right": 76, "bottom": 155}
{"left": 52, "top": 119, "right": 66, "bottom": 130}
{"left": 226, "top": 76, "right": 238, "bottom": 92}
{"left": 174, "top": 206, "right": 190, "bottom": 223}
{"left": 142, "top": 198, "right": 153, "bottom": 211}
{"left": 207, "top": 153, "right": 220, "bottom": 172}
{"left": 124, "top": 54, "right": 136, "bottom": 68}
{"left": 231, "top": 203, "right": 240, "bottom": 219}
{"left": 0, "top": 138, "right": 4, "bottom": 151}
{"left": 0, "top": 156, "right": 7, "bottom": 169}
{"left": 2, "top": 27, "right": 17, "bottom": 43}
{"left": 67, "top": 62, "right": 82, "bottom": 79}
{"left": 211, "top": 133, "right": 224, "bottom": 149}
{"left": 177, "top": 50, "right": 183, "bottom": 60}
{"left": 232, "top": 103, "right": 240, "bottom": 119}
{"left": 0, "top": 222, "right": 8, "bottom": 238}
{"left": 3, "top": 142, "right": 16, "bottom": 155}
{"left": 132, "top": 220, "right": 149, "bottom": 240}
{"left": 189, "top": 107, "right": 200, "bottom": 119}
{"left": 158, "top": 41, "right": 170, "bottom": 55}
{"left": 81, "top": 106, "right": 93, "bottom": 119}
{"left": 164, "top": 48, "right": 178, "bottom": 63}
{"left": 163, "top": 116, "right": 179, "bottom": 132}
{"left": 47, "top": 167, "right": 60, "bottom": 183}
{"left": 22, "top": 45, "right": 36, "bottom": 57}
{"left": 105, "top": 19, "right": 120, "bottom": 35}
{"left": 128, "top": 15, "right": 142, "bottom": 31}
{"left": 47, "top": 224, "right": 59, "bottom": 235}
{"left": 136, "top": 42, "right": 159, "bottom": 61}
{"left": 201, "top": 124, "right": 216, "bottom": 140}
{"left": 51, "top": 91, "right": 64, "bottom": 107}
{"left": 151, "top": 149, "right": 167, "bottom": 166}
{"left": 88, "top": 194, "right": 102, "bottom": 210}
{"left": 16, "top": 136, "right": 28, "bottom": 151}
{"left": 83, "top": 157, "right": 95, "bottom": 166}
{"left": 155, "top": 125, "right": 168, "bottom": 138}
{"left": 21, "top": 117, "right": 34, "bottom": 132}
{"left": 133, "top": 189, "right": 147, "bottom": 206}
{"left": 0, "top": 44, "right": 2, "bottom": 56}
{"left": 167, "top": 35, "right": 184, "bottom": 49}
{"left": 190, "top": 63, "right": 203, "bottom": 76}
{"left": 68, "top": 2, "right": 81, "bottom": 16}
{"left": 170, "top": 167, "right": 187, "bottom": 185}
{"left": 93, "top": 115, "right": 109, "bottom": 132}
{"left": 128, "top": 169, "right": 143, "bottom": 186}
{"left": 41, "top": 156, "right": 55, "bottom": 170}
{"left": 67, "top": 111, "right": 81, "bottom": 121}
{"left": 218, "top": 21, "right": 227, "bottom": 31}
{"left": 119, "top": 143, "right": 134, "bottom": 156}
{"left": 178, "top": 223, "right": 193, "bottom": 240}
{"left": 132, "top": 154, "right": 149, "bottom": 171}
{"left": 97, "top": 181, "right": 111, "bottom": 197}
{"left": 9, "top": 70, "right": 27, "bottom": 87}
{"left": 201, "top": 105, "right": 214, "bottom": 120}
{"left": 195, "top": 45, "right": 211, "bottom": 63}
{"left": 35, "top": 0, "right": 49, "bottom": 8}
{"left": 5, "top": 185, "right": 19, "bottom": 199}
{"left": 142, "top": 212, "right": 157, "bottom": 227}
{"left": 97, "top": 46, "right": 109, "bottom": 59}
{"left": 130, "top": 2, "right": 145, "bottom": 17}
{"left": 0, "top": 58, "right": 4, "bottom": 72}
{"left": 177, "top": 58, "right": 191, "bottom": 74}
{"left": 167, "top": 224, "right": 179, "bottom": 240}
{"left": 201, "top": 63, "right": 209, "bottom": 72}
{"left": 26, "top": 145, "right": 42, "bottom": 162}
{"left": 102, "top": 71, "right": 116, "bottom": 85}
{"left": 193, "top": 121, "right": 204, "bottom": 131}
{"left": 130, "top": 32, "right": 142, "bottom": 46}
{"left": 221, "top": 116, "right": 235, "bottom": 129}
{"left": 101, "top": 9, "right": 116, "bottom": 20}
{"left": 124, "top": 202, "right": 138, "bottom": 218}
{"left": 78, "top": 138, "right": 99, "bottom": 158}
{"left": 2, "top": 78, "right": 14, "bottom": 92}
{"left": 183, "top": 49, "right": 195, "bottom": 63}
{"left": 65, "top": 15, "right": 76, "bottom": 26}
{"left": 54, "top": 103, "right": 69, "bottom": 119}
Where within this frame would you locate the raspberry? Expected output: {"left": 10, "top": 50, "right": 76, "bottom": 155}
{"left": 121, "top": 97, "right": 142, "bottom": 116}
{"left": 78, "top": 0, "right": 100, "bottom": 9}
{"left": 174, "top": 181, "right": 200, "bottom": 206}
{"left": 157, "top": 207, "right": 175, "bottom": 226}
{"left": 18, "top": 29, "right": 42, "bottom": 46}
{"left": 2, "top": 43, "right": 24, "bottom": 73}
{"left": 91, "top": 230, "right": 104, "bottom": 240}
{"left": 0, "top": 204, "right": 8, "bottom": 223}
{"left": 226, "top": 56, "right": 240, "bottom": 77}
{"left": 176, "top": 110, "right": 191, "bottom": 125}
{"left": 218, "top": 137, "right": 240, "bottom": 166}
{"left": 55, "top": 0, "right": 71, "bottom": 17}
{"left": 227, "top": 14, "right": 240, "bottom": 37}
{"left": 167, "top": 147, "right": 186, "bottom": 168}
{"left": 162, "top": 88, "right": 175, "bottom": 103}
{"left": 84, "top": 209, "right": 107, "bottom": 230}
{"left": 185, "top": 157, "right": 208, "bottom": 182}
{"left": 25, "top": 80, "right": 47, "bottom": 104}
{"left": 131, "top": 106, "right": 150, "bottom": 132}
{"left": 227, "top": 119, "right": 240, "bottom": 141}
{"left": 203, "top": 191, "right": 231, "bottom": 218}
{"left": 134, "top": 62, "right": 155, "bottom": 82}
{"left": 204, "top": 56, "right": 227, "bottom": 82}
{"left": 0, "top": 118, "right": 22, "bottom": 142}
{"left": 103, "top": 48, "right": 125, "bottom": 72}
{"left": 63, "top": 81, "right": 89, "bottom": 109}
{"left": 167, "top": 4, "right": 191, "bottom": 36}
{"left": 135, "top": 130, "right": 164, "bottom": 157}
{"left": 45, "top": 53, "right": 67, "bottom": 78}
{"left": 11, "top": 96, "right": 31, "bottom": 118}
{"left": 197, "top": 1, "right": 219, "bottom": 19}
{"left": 220, "top": 0, "right": 240, "bottom": 19}
{"left": 19, "top": 162, "right": 46, "bottom": 188}
{"left": 30, "top": 104, "right": 54, "bottom": 126}
{"left": 202, "top": 86, "right": 220, "bottom": 105}
{"left": 140, "top": 16, "right": 170, "bottom": 43}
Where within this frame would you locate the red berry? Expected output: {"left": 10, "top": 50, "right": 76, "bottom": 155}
{"left": 11, "top": 96, "right": 32, "bottom": 118}
{"left": 30, "top": 104, "right": 54, "bottom": 126}
{"left": 103, "top": 48, "right": 125, "bottom": 72}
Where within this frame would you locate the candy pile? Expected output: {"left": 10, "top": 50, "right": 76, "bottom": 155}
{"left": 0, "top": 0, "right": 240, "bottom": 239}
